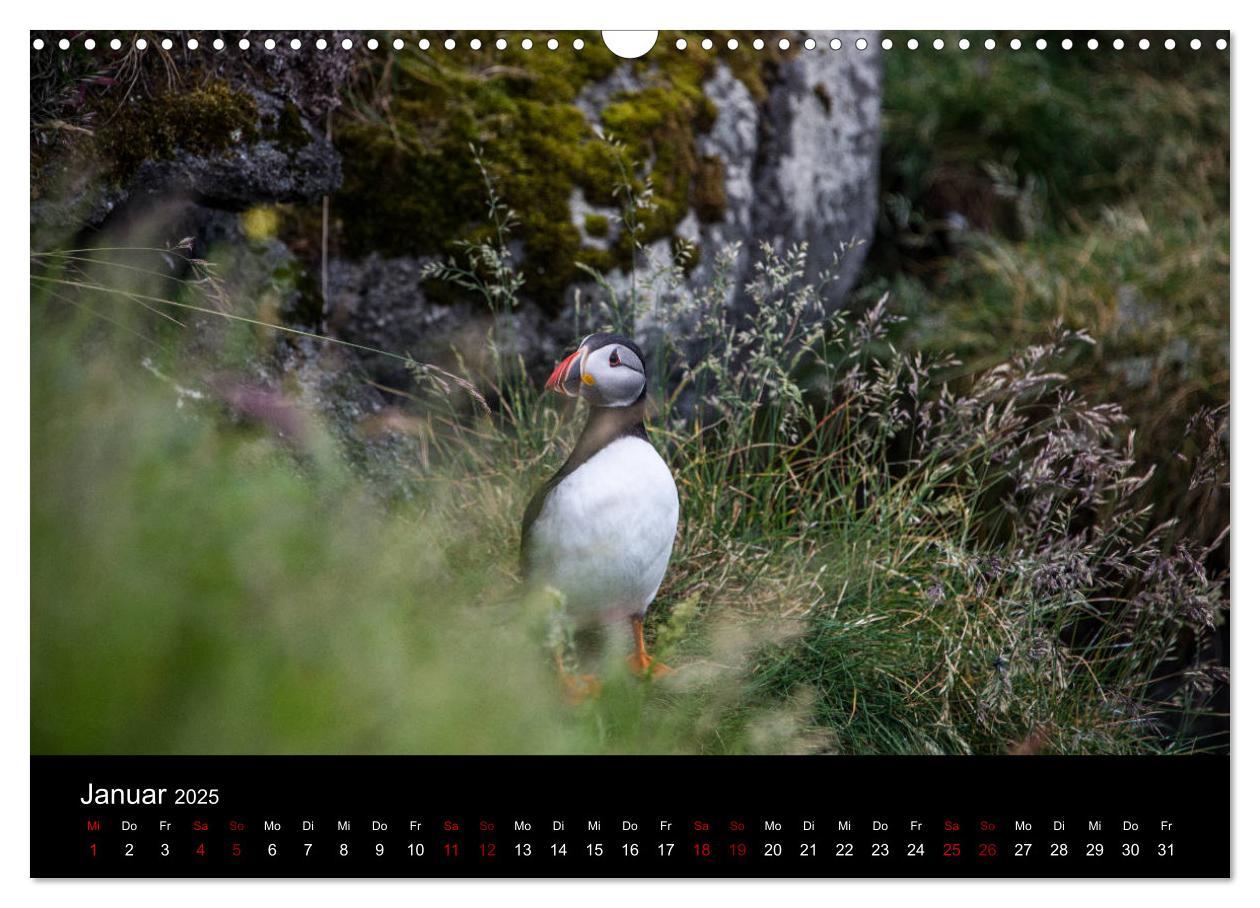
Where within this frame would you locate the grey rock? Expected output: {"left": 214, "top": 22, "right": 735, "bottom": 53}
{"left": 326, "top": 254, "right": 443, "bottom": 382}
{"left": 574, "top": 63, "right": 641, "bottom": 121}
{"left": 30, "top": 170, "right": 130, "bottom": 244}
{"left": 275, "top": 337, "right": 428, "bottom": 502}
{"left": 569, "top": 188, "right": 620, "bottom": 252}
{"left": 701, "top": 63, "right": 760, "bottom": 240}
{"left": 592, "top": 60, "right": 762, "bottom": 334}
{"left": 565, "top": 32, "right": 882, "bottom": 352}
{"left": 238, "top": 31, "right": 355, "bottom": 120}
{"left": 128, "top": 88, "right": 341, "bottom": 211}
{"left": 750, "top": 31, "right": 882, "bottom": 307}
{"left": 326, "top": 253, "right": 573, "bottom": 388}
{"left": 32, "top": 83, "right": 342, "bottom": 238}
{"left": 132, "top": 137, "right": 340, "bottom": 211}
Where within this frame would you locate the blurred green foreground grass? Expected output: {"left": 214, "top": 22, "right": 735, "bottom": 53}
{"left": 30, "top": 307, "right": 816, "bottom": 755}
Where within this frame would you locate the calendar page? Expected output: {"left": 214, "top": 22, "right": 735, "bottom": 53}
{"left": 28, "top": 28, "right": 1230, "bottom": 879}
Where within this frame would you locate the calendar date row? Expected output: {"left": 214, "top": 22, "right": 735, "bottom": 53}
{"left": 84, "top": 836, "right": 1180, "bottom": 862}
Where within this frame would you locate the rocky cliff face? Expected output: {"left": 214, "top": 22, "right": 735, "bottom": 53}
{"left": 31, "top": 33, "right": 348, "bottom": 245}
{"left": 32, "top": 32, "right": 883, "bottom": 387}
{"left": 625, "top": 33, "right": 883, "bottom": 340}
{"left": 329, "top": 32, "right": 882, "bottom": 383}
{"left": 749, "top": 36, "right": 883, "bottom": 305}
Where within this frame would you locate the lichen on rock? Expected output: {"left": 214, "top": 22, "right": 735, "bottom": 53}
{"left": 329, "top": 31, "right": 782, "bottom": 308}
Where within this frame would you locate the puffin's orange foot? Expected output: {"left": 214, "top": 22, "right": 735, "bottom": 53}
{"left": 626, "top": 652, "right": 672, "bottom": 679}
{"left": 561, "top": 672, "right": 602, "bottom": 705}
{"left": 627, "top": 615, "right": 670, "bottom": 679}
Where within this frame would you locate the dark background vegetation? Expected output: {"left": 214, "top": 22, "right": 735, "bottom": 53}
{"left": 869, "top": 39, "right": 1228, "bottom": 550}
{"left": 868, "top": 40, "right": 1230, "bottom": 740}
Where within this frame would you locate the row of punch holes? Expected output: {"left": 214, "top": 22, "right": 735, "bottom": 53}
{"left": 31, "top": 34, "right": 1230, "bottom": 53}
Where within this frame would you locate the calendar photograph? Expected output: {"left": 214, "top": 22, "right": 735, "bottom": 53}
{"left": 30, "top": 29, "right": 1229, "bottom": 766}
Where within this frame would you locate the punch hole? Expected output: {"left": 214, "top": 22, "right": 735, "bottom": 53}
{"left": 601, "top": 31, "right": 657, "bottom": 59}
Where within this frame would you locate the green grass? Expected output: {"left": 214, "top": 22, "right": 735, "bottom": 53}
{"left": 30, "top": 228, "right": 1226, "bottom": 756}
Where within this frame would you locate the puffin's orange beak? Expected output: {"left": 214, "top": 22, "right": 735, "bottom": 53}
{"left": 545, "top": 346, "right": 585, "bottom": 397}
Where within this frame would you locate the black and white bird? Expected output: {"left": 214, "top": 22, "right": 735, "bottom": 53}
{"left": 521, "top": 332, "right": 679, "bottom": 681}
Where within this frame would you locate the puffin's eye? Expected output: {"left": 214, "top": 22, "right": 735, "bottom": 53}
{"left": 608, "top": 348, "right": 621, "bottom": 367}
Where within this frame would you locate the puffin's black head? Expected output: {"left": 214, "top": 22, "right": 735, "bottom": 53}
{"left": 545, "top": 332, "right": 647, "bottom": 408}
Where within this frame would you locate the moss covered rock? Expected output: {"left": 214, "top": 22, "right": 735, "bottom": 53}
{"left": 330, "top": 31, "right": 788, "bottom": 306}
{"left": 30, "top": 33, "right": 351, "bottom": 238}
{"left": 322, "top": 31, "right": 881, "bottom": 385}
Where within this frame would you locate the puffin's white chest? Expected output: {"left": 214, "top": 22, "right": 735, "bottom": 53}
{"left": 527, "top": 436, "right": 679, "bottom": 621}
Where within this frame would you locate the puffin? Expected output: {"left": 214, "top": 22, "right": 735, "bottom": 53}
{"left": 521, "top": 332, "right": 680, "bottom": 684}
